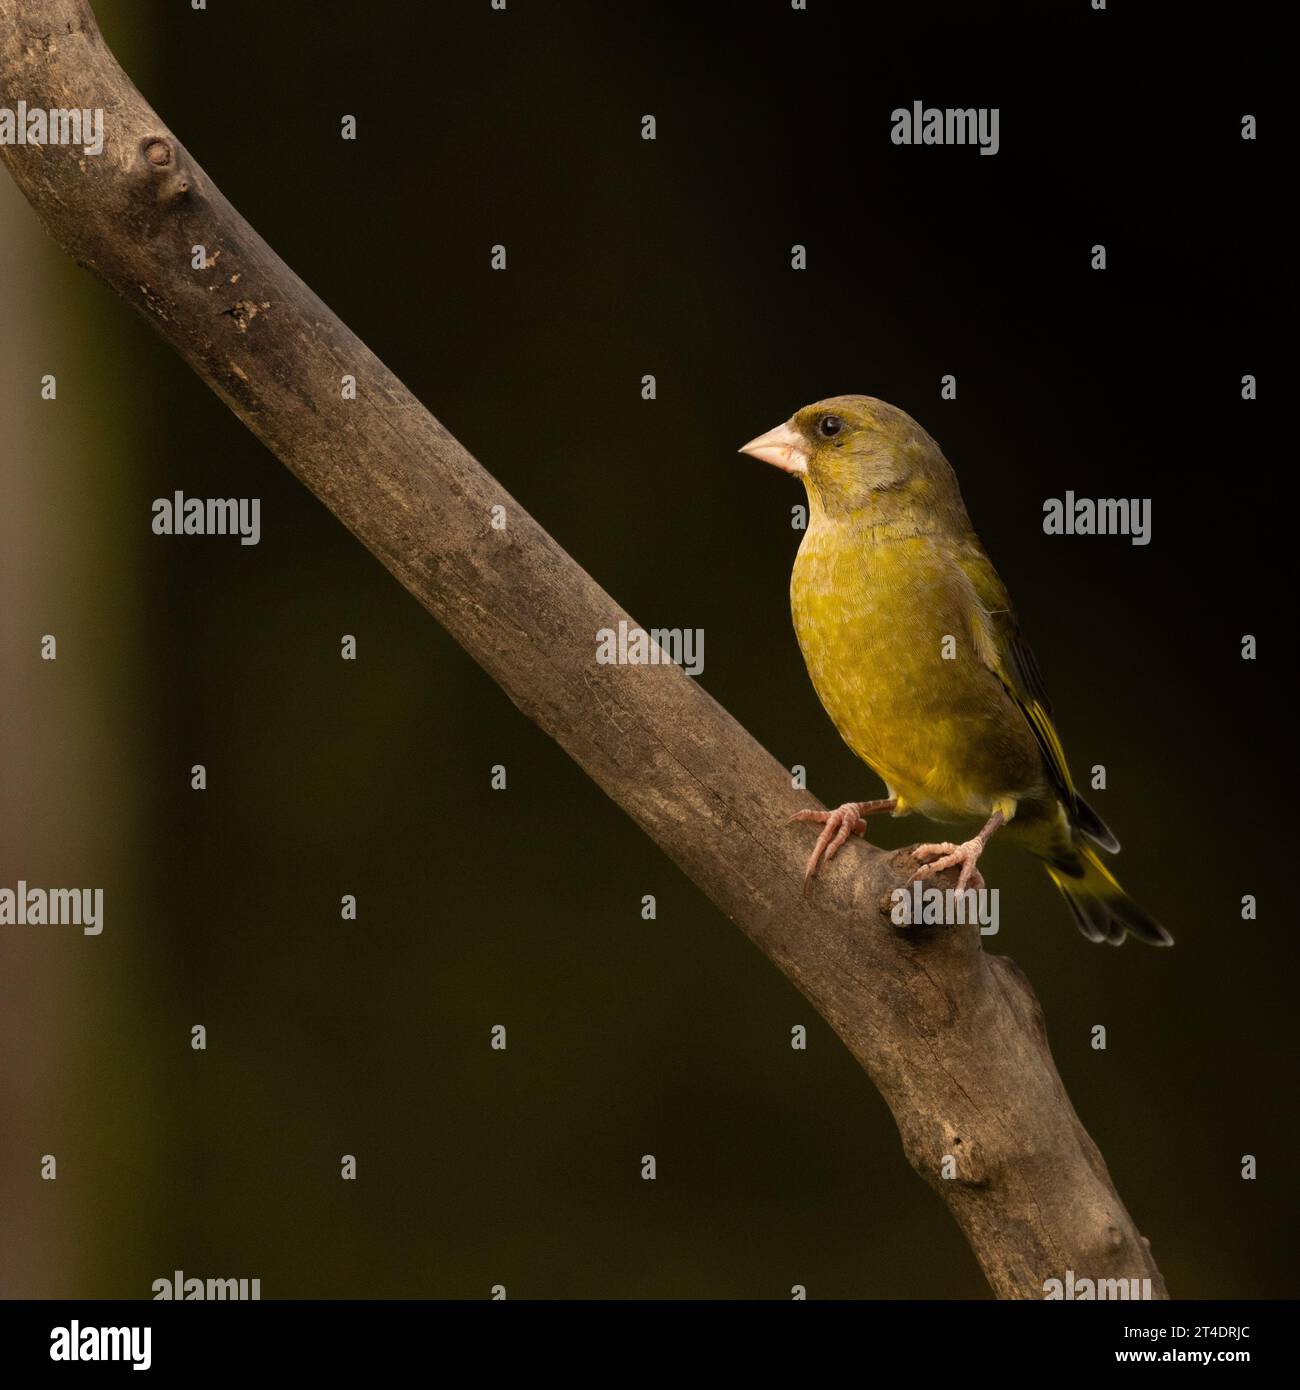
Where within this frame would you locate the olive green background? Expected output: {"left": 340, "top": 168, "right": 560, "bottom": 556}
{"left": 0, "top": 1, "right": 1290, "bottom": 1298}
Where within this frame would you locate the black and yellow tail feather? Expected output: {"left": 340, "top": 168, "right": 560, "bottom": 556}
{"left": 1045, "top": 840, "right": 1172, "bottom": 947}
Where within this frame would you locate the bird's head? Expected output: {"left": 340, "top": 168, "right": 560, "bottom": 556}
{"left": 740, "top": 394, "right": 965, "bottom": 527}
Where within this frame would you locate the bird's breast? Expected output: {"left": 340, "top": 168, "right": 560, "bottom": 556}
{"left": 790, "top": 526, "right": 1040, "bottom": 818}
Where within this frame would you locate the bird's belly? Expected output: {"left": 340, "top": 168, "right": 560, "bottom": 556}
{"left": 792, "top": 543, "right": 1041, "bottom": 821}
{"left": 804, "top": 642, "right": 1008, "bottom": 818}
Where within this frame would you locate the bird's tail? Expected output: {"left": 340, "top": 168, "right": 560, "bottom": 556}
{"left": 1044, "top": 839, "right": 1173, "bottom": 947}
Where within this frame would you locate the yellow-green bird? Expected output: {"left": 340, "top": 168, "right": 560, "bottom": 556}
{"left": 741, "top": 394, "right": 1171, "bottom": 946}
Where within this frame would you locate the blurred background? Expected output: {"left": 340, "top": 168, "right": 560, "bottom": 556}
{"left": 0, "top": 0, "right": 1290, "bottom": 1298}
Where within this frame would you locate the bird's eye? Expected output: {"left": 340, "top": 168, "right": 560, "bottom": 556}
{"left": 818, "top": 414, "right": 843, "bottom": 438}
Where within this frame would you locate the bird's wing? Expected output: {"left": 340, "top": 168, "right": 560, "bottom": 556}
{"left": 956, "top": 542, "right": 1078, "bottom": 813}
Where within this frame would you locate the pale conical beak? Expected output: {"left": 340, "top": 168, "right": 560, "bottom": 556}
{"left": 739, "top": 422, "right": 809, "bottom": 475}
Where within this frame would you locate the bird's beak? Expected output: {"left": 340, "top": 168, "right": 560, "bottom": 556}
{"left": 739, "top": 422, "right": 809, "bottom": 476}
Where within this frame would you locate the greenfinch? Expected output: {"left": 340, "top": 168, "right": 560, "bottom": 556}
{"left": 741, "top": 395, "right": 1171, "bottom": 946}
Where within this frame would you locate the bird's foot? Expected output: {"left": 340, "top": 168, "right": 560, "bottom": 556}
{"left": 909, "top": 839, "right": 987, "bottom": 894}
{"left": 792, "top": 797, "right": 896, "bottom": 895}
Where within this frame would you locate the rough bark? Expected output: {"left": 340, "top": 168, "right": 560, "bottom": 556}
{"left": 0, "top": 0, "right": 1168, "bottom": 1298}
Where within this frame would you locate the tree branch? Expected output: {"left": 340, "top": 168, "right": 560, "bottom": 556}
{"left": 0, "top": 0, "right": 1167, "bottom": 1299}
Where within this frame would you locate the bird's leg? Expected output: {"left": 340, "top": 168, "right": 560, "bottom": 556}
{"left": 909, "top": 810, "right": 1005, "bottom": 894}
{"left": 792, "top": 797, "right": 898, "bottom": 895}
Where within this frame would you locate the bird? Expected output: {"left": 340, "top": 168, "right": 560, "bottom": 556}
{"left": 740, "top": 394, "right": 1171, "bottom": 946}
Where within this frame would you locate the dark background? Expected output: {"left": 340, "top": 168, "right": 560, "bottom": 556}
{"left": 1, "top": 0, "right": 1290, "bottom": 1298}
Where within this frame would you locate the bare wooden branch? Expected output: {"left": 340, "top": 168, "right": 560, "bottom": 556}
{"left": 0, "top": 0, "right": 1168, "bottom": 1299}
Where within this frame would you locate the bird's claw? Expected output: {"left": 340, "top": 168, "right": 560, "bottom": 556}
{"left": 909, "top": 839, "right": 987, "bottom": 894}
{"left": 793, "top": 803, "right": 871, "bottom": 896}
